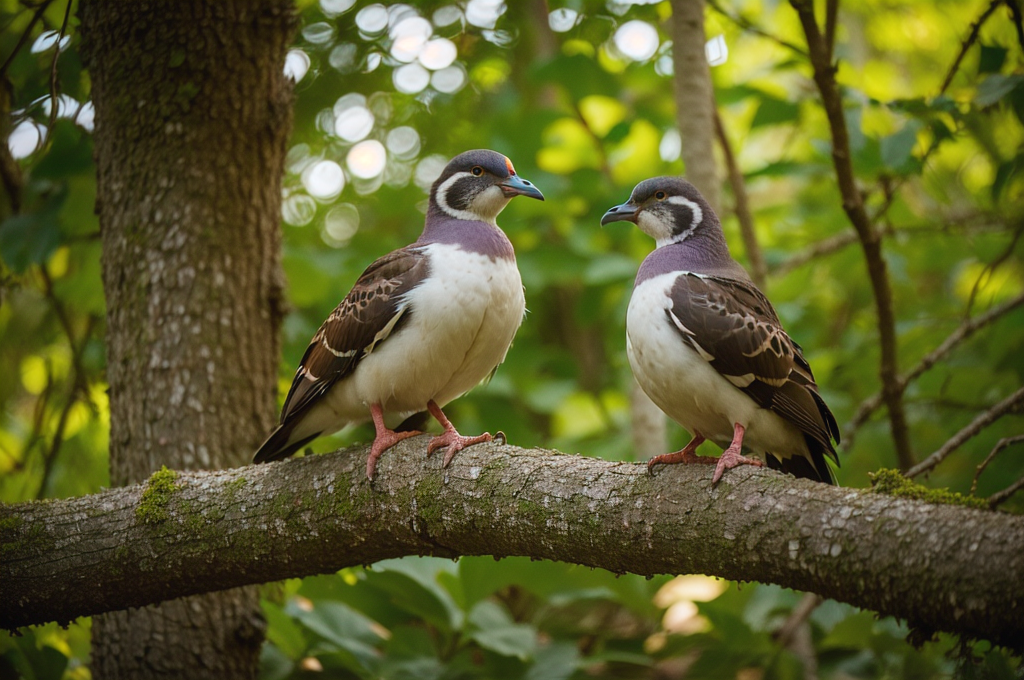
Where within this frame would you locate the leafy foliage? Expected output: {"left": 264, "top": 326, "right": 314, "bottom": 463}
{"left": 2, "top": 0, "right": 1023, "bottom": 677}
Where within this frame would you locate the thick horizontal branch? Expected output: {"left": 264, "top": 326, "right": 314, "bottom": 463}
{"left": 2, "top": 440, "right": 1023, "bottom": 650}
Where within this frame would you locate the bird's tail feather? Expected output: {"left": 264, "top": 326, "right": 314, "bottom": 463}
{"left": 253, "top": 423, "right": 318, "bottom": 464}
{"left": 767, "top": 437, "right": 836, "bottom": 484}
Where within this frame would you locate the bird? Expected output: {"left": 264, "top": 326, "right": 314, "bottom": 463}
{"left": 254, "top": 149, "right": 544, "bottom": 478}
{"left": 601, "top": 177, "right": 840, "bottom": 485}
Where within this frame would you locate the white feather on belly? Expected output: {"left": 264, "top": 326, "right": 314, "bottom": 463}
{"left": 627, "top": 272, "right": 809, "bottom": 460}
{"left": 326, "top": 242, "right": 525, "bottom": 422}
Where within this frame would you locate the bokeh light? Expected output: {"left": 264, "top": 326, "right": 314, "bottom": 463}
{"left": 705, "top": 34, "right": 729, "bottom": 66}
{"left": 465, "top": 0, "right": 506, "bottom": 29}
{"left": 30, "top": 30, "right": 70, "bottom": 54}
{"left": 393, "top": 62, "right": 430, "bottom": 94}
{"left": 7, "top": 120, "right": 42, "bottom": 160}
{"left": 329, "top": 43, "right": 358, "bottom": 72}
{"left": 323, "top": 203, "right": 361, "bottom": 246}
{"left": 282, "top": 193, "right": 317, "bottom": 226}
{"left": 302, "top": 22, "right": 334, "bottom": 45}
{"left": 319, "top": 0, "right": 356, "bottom": 17}
{"left": 284, "top": 49, "right": 311, "bottom": 82}
{"left": 302, "top": 160, "right": 346, "bottom": 200}
{"left": 390, "top": 16, "right": 432, "bottom": 62}
{"left": 356, "top": 4, "right": 389, "bottom": 34}
{"left": 334, "top": 105, "right": 374, "bottom": 142}
{"left": 659, "top": 129, "right": 681, "bottom": 162}
{"left": 613, "top": 20, "right": 659, "bottom": 61}
{"left": 431, "top": 64, "right": 466, "bottom": 93}
{"left": 386, "top": 126, "right": 421, "bottom": 160}
{"left": 414, "top": 154, "right": 448, "bottom": 190}
{"left": 418, "top": 38, "right": 457, "bottom": 70}
{"left": 347, "top": 140, "right": 387, "bottom": 179}
{"left": 433, "top": 5, "right": 463, "bottom": 27}
{"left": 548, "top": 8, "right": 580, "bottom": 33}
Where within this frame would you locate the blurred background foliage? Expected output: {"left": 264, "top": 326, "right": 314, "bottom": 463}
{"left": 2, "top": 0, "right": 1024, "bottom": 677}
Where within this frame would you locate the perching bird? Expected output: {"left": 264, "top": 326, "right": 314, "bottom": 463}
{"left": 601, "top": 177, "right": 840, "bottom": 484}
{"left": 254, "top": 149, "right": 543, "bottom": 478}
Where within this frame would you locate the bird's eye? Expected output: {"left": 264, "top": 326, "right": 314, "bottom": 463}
{"left": 655, "top": 191, "right": 666, "bottom": 200}
{"left": 471, "top": 166, "right": 484, "bottom": 176}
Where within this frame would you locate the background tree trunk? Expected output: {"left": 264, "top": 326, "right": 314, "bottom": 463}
{"left": 78, "top": 1, "right": 295, "bottom": 676}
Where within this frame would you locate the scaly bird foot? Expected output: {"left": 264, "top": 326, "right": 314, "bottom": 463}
{"left": 711, "top": 446, "right": 764, "bottom": 486}
{"left": 427, "top": 430, "right": 493, "bottom": 468}
{"left": 366, "top": 429, "right": 421, "bottom": 480}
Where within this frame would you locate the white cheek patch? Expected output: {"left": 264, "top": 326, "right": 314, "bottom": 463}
{"left": 665, "top": 195, "right": 702, "bottom": 242}
{"left": 637, "top": 210, "right": 675, "bottom": 247}
{"left": 470, "top": 185, "right": 509, "bottom": 222}
{"left": 435, "top": 172, "right": 506, "bottom": 225}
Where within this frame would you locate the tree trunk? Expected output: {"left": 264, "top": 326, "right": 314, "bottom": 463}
{"left": 78, "top": 1, "right": 295, "bottom": 676}
{"left": 671, "top": 0, "right": 719, "bottom": 210}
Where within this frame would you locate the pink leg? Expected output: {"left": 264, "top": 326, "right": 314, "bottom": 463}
{"left": 647, "top": 433, "right": 717, "bottom": 473}
{"left": 365, "top": 403, "right": 422, "bottom": 480}
{"left": 426, "top": 400, "right": 492, "bottom": 468}
{"left": 711, "top": 422, "right": 764, "bottom": 486}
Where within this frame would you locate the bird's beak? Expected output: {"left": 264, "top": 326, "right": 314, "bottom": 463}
{"left": 498, "top": 174, "right": 545, "bottom": 201}
{"left": 600, "top": 202, "right": 639, "bottom": 225}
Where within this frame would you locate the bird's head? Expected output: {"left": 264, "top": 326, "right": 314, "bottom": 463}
{"left": 601, "top": 177, "right": 716, "bottom": 248}
{"left": 430, "top": 150, "right": 544, "bottom": 224}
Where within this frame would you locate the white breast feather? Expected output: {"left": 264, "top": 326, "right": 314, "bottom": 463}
{"left": 326, "top": 242, "right": 524, "bottom": 423}
{"left": 627, "top": 272, "right": 809, "bottom": 459}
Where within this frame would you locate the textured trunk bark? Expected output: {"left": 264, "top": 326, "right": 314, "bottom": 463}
{"left": 78, "top": 0, "right": 295, "bottom": 676}
{"left": 671, "top": 0, "right": 719, "bottom": 210}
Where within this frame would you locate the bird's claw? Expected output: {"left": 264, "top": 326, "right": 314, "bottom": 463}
{"left": 710, "top": 447, "right": 764, "bottom": 486}
{"left": 428, "top": 430, "right": 493, "bottom": 467}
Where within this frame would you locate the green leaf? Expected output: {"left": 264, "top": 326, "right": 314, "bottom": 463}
{"left": 880, "top": 121, "right": 921, "bottom": 174}
{"left": 978, "top": 44, "right": 1007, "bottom": 74}
{"left": 292, "top": 600, "right": 383, "bottom": 669}
{"left": 258, "top": 642, "right": 295, "bottom": 680}
{"left": 975, "top": 74, "right": 1024, "bottom": 108}
{"left": 751, "top": 95, "right": 800, "bottom": 128}
{"left": 0, "top": 212, "right": 62, "bottom": 273}
{"left": 262, "top": 601, "right": 307, "bottom": 660}
{"left": 524, "top": 642, "right": 580, "bottom": 680}
{"left": 467, "top": 601, "right": 538, "bottom": 660}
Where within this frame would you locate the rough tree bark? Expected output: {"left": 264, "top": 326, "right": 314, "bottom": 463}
{"left": 78, "top": 1, "right": 295, "bottom": 677}
{"left": 3, "top": 441, "right": 1023, "bottom": 652}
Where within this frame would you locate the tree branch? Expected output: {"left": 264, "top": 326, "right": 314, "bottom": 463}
{"left": 2, "top": 440, "right": 1024, "bottom": 651}
{"left": 905, "top": 387, "right": 1024, "bottom": 479}
{"left": 845, "top": 291, "right": 1024, "bottom": 447}
{"left": 939, "top": 0, "right": 1003, "bottom": 95}
{"left": 790, "top": 0, "right": 912, "bottom": 469}
{"left": 714, "top": 108, "right": 767, "bottom": 288}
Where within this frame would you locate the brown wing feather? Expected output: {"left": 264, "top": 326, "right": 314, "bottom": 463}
{"left": 278, "top": 246, "right": 430, "bottom": 424}
{"left": 666, "top": 273, "right": 839, "bottom": 462}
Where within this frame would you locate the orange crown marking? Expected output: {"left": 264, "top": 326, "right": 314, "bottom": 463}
{"left": 505, "top": 157, "right": 516, "bottom": 175}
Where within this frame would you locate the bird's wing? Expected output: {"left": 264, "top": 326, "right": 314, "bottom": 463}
{"left": 278, "top": 246, "right": 430, "bottom": 424}
{"left": 665, "top": 273, "right": 840, "bottom": 460}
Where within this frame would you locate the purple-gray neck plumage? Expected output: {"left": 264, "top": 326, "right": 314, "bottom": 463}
{"left": 635, "top": 226, "right": 749, "bottom": 286}
{"left": 418, "top": 208, "right": 515, "bottom": 260}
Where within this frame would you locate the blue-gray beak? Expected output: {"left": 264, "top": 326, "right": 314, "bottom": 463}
{"left": 499, "top": 174, "right": 544, "bottom": 201}
{"left": 601, "top": 202, "right": 639, "bottom": 225}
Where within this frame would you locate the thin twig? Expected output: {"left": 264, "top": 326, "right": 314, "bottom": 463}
{"left": 44, "top": 0, "right": 73, "bottom": 145}
{"left": 844, "top": 291, "right": 1024, "bottom": 448}
{"left": 964, "top": 220, "right": 1024, "bottom": 318}
{"left": 824, "top": 0, "right": 838, "bottom": 61}
{"left": 1007, "top": 0, "right": 1024, "bottom": 54}
{"left": 714, "top": 108, "right": 766, "bottom": 288}
{"left": 906, "top": 387, "right": 1024, "bottom": 478}
{"left": 706, "top": 0, "right": 808, "bottom": 57}
{"left": 989, "top": 476, "right": 1024, "bottom": 509}
{"left": 972, "top": 434, "right": 1024, "bottom": 494}
{"left": 774, "top": 592, "right": 823, "bottom": 649}
{"left": 939, "top": 0, "right": 1003, "bottom": 94}
{"left": 770, "top": 231, "right": 859, "bottom": 277}
{"left": 790, "top": 0, "right": 913, "bottom": 469}
{"left": 0, "top": 1, "right": 53, "bottom": 78}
